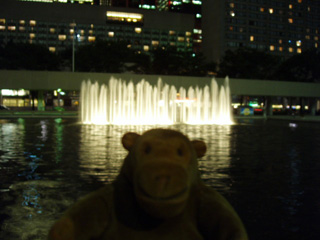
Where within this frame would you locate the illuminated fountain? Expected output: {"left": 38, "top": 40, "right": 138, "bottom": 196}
{"left": 80, "top": 77, "right": 233, "bottom": 125}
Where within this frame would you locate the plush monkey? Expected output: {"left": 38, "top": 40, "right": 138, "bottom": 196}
{"left": 48, "top": 129, "right": 248, "bottom": 240}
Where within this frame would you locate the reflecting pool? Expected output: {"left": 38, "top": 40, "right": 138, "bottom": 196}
{"left": 0, "top": 118, "right": 320, "bottom": 240}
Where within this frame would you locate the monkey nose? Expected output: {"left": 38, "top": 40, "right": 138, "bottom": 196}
{"left": 154, "top": 175, "right": 171, "bottom": 195}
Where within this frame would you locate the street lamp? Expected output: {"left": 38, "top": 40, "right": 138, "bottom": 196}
{"left": 72, "top": 21, "right": 76, "bottom": 72}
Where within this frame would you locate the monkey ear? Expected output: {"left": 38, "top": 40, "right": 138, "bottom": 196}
{"left": 122, "top": 132, "right": 141, "bottom": 151}
{"left": 191, "top": 140, "right": 207, "bottom": 158}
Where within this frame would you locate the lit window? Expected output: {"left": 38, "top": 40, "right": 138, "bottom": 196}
{"left": 288, "top": 18, "right": 293, "bottom": 23}
{"left": 169, "top": 30, "right": 176, "bottom": 35}
{"left": 298, "top": 0, "right": 302, "bottom": 3}
{"left": 8, "top": 26, "right": 16, "bottom": 31}
{"left": 305, "top": 35, "right": 310, "bottom": 40}
{"left": 269, "top": 8, "right": 274, "bottom": 14}
{"left": 296, "top": 40, "right": 302, "bottom": 47}
{"left": 297, "top": 48, "right": 302, "bottom": 54}
{"left": 19, "top": 20, "right": 25, "bottom": 25}
{"left": 88, "top": 30, "right": 94, "bottom": 35}
{"left": 88, "top": 36, "right": 96, "bottom": 42}
{"left": 315, "top": 43, "right": 318, "bottom": 48}
{"left": 80, "top": 30, "right": 85, "bottom": 35}
{"left": 230, "top": 3, "right": 235, "bottom": 8}
{"left": 308, "top": 6, "right": 311, "bottom": 12}
{"left": 29, "top": 33, "right": 35, "bottom": 39}
{"left": 0, "top": 19, "right": 5, "bottom": 24}
{"left": 49, "top": 47, "right": 56, "bottom": 53}
{"left": 279, "top": 39, "right": 283, "bottom": 44}
{"left": 106, "top": 11, "right": 143, "bottom": 24}
{"left": 230, "top": 11, "right": 235, "bottom": 17}
{"left": 289, "top": 47, "right": 294, "bottom": 53}
{"left": 196, "top": 14, "right": 202, "bottom": 18}
{"left": 29, "top": 20, "right": 36, "bottom": 26}
{"left": 279, "top": 47, "right": 283, "bottom": 52}
{"left": 108, "top": 32, "right": 114, "bottom": 37}
{"left": 193, "top": 29, "right": 201, "bottom": 34}
{"left": 127, "top": 44, "right": 132, "bottom": 48}
{"left": 186, "top": 31, "right": 192, "bottom": 37}
{"left": 70, "top": 29, "right": 74, "bottom": 35}
{"left": 170, "top": 42, "right": 176, "bottom": 46}
{"left": 178, "top": 37, "right": 185, "bottom": 42}
{"left": 70, "top": 22, "right": 76, "bottom": 28}
{"left": 58, "top": 35, "right": 67, "bottom": 41}
{"left": 135, "top": 27, "right": 142, "bottom": 34}
{"left": 260, "top": 8, "right": 264, "bottom": 12}
{"left": 0, "top": 26, "right": 5, "bottom": 31}
{"left": 250, "top": 36, "right": 254, "bottom": 42}
{"left": 143, "top": 45, "right": 149, "bottom": 51}
{"left": 50, "top": 28, "right": 55, "bottom": 34}
{"left": 289, "top": 4, "right": 293, "bottom": 9}
{"left": 152, "top": 40, "right": 159, "bottom": 46}
{"left": 19, "top": 26, "right": 25, "bottom": 31}
{"left": 314, "top": 36, "right": 319, "bottom": 41}
{"left": 270, "top": 45, "right": 275, "bottom": 51}
{"left": 90, "top": 24, "right": 94, "bottom": 29}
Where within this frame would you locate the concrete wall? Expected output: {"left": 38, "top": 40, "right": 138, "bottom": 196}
{"left": 202, "top": 0, "right": 225, "bottom": 64}
{"left": 1, "top": 70, "right": 320, "bottom": 98}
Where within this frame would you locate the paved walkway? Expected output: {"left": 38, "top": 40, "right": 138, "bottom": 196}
{"left": 0, "top": 111, "right": 320, "bottom": 122}
{"left": 235, "top": 115, "right": 320, "bottom": 122}
{"left": 0, "top": 111, "right": 78, "bottom": 118}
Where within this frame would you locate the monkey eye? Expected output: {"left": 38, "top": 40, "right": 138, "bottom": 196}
{"left": 144, "top": 144, "right": 152, "bottom": 154}
{"left": 177, "top": 148, "right": 184, "bottom": 157}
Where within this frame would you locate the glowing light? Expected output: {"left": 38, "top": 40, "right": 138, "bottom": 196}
{"left": 106, "top": 11, "right": 143, "bottom": 23}
{"left": 272, "top": 105, "right": 283, "bottom": 109}
{"left": 289, "top": 123, "right": 297, "bottom": 128}
{"left": 80, "top": 77, "right": 233, "bottom": 125}
{"left": 1, "top": 89, "right": 29, "bottom": 96}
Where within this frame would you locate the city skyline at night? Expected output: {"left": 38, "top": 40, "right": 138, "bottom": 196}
{"left": 1, "top": 0, "right": 320, "bottom": 63}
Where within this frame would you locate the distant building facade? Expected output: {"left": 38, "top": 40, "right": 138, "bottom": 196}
{"left": 0, "top": 0, "right": 194, "bottom": 54}
{"left": 15, "top": 0, "right": 203, "bottom": 52}
{"left": 202, "top": 0, "right": 320, "bottom": 63}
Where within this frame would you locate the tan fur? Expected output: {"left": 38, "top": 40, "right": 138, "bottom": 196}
{"left": 48, "top": 128, "right": 248, "bottom": 240}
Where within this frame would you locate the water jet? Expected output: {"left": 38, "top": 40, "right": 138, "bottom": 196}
{"left": 80, "top": 77, "right": 233, "bottom": 125}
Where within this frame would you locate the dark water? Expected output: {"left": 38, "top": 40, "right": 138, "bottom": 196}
{"left": 0, "top": 118, "right": 319, "bottom": 240}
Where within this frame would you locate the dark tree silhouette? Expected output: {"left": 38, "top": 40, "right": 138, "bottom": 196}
{"left": 151, "top": 47, "right": 206, "bottom": 76}
{"left": 275, "top": 49, "right": 320, "bottom": 83}
{"left": 0, "top": 42, "right": 60, "bottom": 70}
{"left": 75, "top": 40, "right": 140, "bottom": 73}
{"left": 217, "top": 48, "right": 281, "bottom": 79}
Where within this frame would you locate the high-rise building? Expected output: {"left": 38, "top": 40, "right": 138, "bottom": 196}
{"left": 155, "top": 1, "right": 202, "bottom": 52}
{"left": 202, "top": 0, "right": 320, "bottom": 63}
{"left": 19, "top": 0, "right": 95, "bottom": 4}
{"left": 0, "top": 0, "right": 194, "bottom": 54}
{"left": 15, "top": 1, "right": 203, "bottom": 52}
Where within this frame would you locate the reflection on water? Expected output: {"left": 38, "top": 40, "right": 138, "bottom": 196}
{"left": 0, "top": 119, "right": 320, "bottom": 240}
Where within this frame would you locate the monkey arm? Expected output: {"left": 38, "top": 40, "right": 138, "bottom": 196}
{"left": 197, "top": 185, "right": 248, "bottom": 240}
{"left": 48, "top": 186, "right": 112, "bottom": 240}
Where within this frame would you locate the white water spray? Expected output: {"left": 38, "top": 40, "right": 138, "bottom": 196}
{"left": 80, "top": 77, "right": 233, "bottom": 125}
